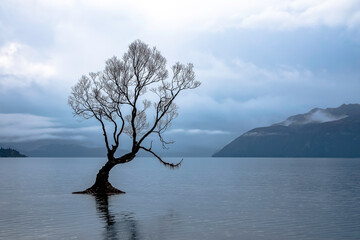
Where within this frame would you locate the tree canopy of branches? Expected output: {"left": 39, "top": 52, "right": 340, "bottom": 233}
{"left": 69, "top": 40, "right": 200, "bottom": 194}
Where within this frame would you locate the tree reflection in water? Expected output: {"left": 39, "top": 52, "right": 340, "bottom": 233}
{"left": 94, "top": 194, "right": 138, "bottom": 240}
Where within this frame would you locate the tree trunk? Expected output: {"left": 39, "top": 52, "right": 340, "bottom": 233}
{"left": 73, "top": 151, "right": 137, "bottom": 195}
{"left": 73, "top": 160, "right": 124, "bottom": 194}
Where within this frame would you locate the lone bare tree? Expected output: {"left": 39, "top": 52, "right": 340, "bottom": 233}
{"left": 69, "top": 40, "right": 200, "bottom": 194}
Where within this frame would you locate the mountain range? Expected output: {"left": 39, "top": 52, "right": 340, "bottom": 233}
{"left": 213, "top": 104, "right": 360, "bottom": 157}
{"left": 0, "top": 140, "right": 110, "bottom": 158}
{"left": 0, "top": 139, "right": 195, "bottom": 158}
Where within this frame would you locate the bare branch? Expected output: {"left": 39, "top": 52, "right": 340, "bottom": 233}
{"left": 139, "top": 146, "right": 183, "bottom": 169}
{"left": 68, "top": 39, "right": 200, "bottom": 163}
{"left": 96, "top": 115, "right": 111, "bottom": 152}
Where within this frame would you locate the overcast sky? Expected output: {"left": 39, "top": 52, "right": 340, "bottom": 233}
{"left": 1, "top": 0, "right": 360, "bottom": 156}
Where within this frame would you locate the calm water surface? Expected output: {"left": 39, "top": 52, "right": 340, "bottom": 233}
{"left": 0, "top": 157, "right": 360, "bottom": 239}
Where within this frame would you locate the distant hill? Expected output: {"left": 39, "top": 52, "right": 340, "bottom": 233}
{"left": 0, "top": 139, "right": 174, "bottom": 158}
{"left": 23, "top": 143, "right": 109, "bottom": 157}
{"left": 213, "top": 104, "right": 360, "bottom": 157}
{"left": 0, "top": 140, "right": 115, "bottom": 157}
{"left": 0, "top": 147, "right": 26, "bottom": 157}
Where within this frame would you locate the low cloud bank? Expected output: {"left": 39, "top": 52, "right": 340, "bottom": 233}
{"left": 0, "top": 113, "right": 99, "bottom": 142}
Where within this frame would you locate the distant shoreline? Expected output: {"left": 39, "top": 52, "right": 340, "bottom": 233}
{"left": 0, "top": 147, "right": 27, "bottom": 157}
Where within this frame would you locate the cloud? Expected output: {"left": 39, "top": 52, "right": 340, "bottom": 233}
{"left": 169, "top": 128, "right": 230, "bottom": 135}
{"left": 174, "top": 52, "right": 360, "bottom": 135}
{"left": 236, "top": 0, "right": 360, "bottom": 30}
{"left": 0, "top": 113, "right": 99, "bottom": 142}
{"left": 183, "top": 52, "right": 317, "bottom": 107}
{"left": 0, "top": 42, "right": 56, "bottom": 88}
{"left": 280, "top": 108, "right": 348, "bottom": 126}
{"left": 3, "top": 1, "right": 359, "bottom": 42}
{"left": 42, "top": 0, "right": 360, "bottom": 31}
{"left": 87, "top": 0, "right": 360, "bottom": 31}
{"left": 1, "top": 0, "right": 358, "bottom": 97}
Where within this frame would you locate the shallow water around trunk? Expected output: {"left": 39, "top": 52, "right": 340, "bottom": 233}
{"left": 1, "top": 157, "right": 360, "bottom": 239}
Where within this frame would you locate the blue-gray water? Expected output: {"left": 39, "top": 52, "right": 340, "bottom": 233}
{"left": 0, "top": 157, "right": 360, "bottom": 239}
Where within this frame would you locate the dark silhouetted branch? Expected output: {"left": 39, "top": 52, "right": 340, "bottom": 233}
{"left": 139, "top": 146, "right": 183, "bottom": 169}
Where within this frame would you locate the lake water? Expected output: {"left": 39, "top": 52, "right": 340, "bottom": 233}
{"left": 0, "top": 157, "right": 360, "bottom": 239}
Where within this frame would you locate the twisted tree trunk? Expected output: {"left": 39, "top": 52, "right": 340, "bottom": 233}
{"left": 73, "top": 151, "right": 137, "bottom": 195}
